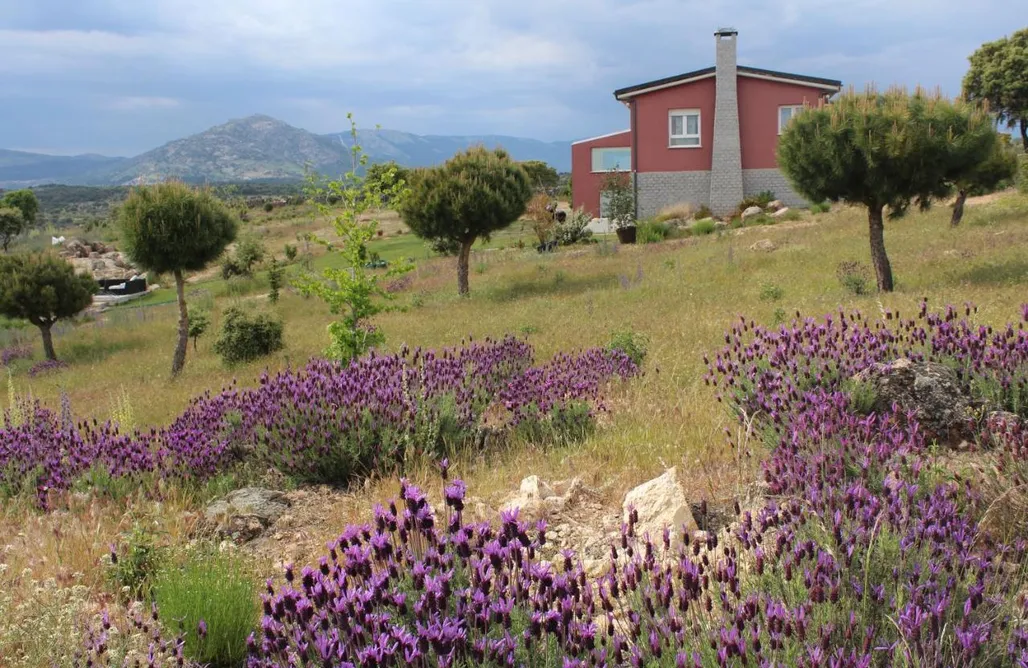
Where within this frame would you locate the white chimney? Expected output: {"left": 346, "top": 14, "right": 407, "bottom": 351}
{"left": 709, "top": 28, "right": 744, "bottom": 217}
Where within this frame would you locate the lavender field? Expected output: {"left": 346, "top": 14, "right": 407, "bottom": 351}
{"left": 3, "top": 192, "right": 1028, "bottom": 666}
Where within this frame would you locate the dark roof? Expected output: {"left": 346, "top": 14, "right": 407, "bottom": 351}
{"left": 613, "top": 65, "right": 842, "bottom": 100}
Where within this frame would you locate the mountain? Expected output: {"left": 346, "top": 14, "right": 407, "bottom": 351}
{"left": 0, "top": 150, "right": 127, "bottom": 188}
{"left": 0, "top": 115, "right": 572, "bottom": 188}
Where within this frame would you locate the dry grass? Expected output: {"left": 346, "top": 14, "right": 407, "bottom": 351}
{"left": 2, "top": 193, "right": 1028, "bottom": 663}
{"left": 654, "top": 201, "right": 696, "bottom": 222}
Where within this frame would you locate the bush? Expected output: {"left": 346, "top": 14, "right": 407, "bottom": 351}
{"left": 152, "top": 547, "right": 258, "bottom": 668}
{"left": 694, "top": 204, "right": 713, "bottom": 220}
{"left": 810, "top": 201, "right": 831, "bottom": 214}
{"left": 221, "top": 234, "right": 266, "bottom": 279}
{"left": 267, "top": 257, "right": 283, "bottom": 303}
{"left": 212, "top": 306, "right": 284, "bottom": 365}
{"left": 1018, "top": 155, "right": 1028, "bottom": 195}
{"left": 836, "top": 260, "right": 873, "bottom": 295}
{"left": 737, "top": 190, "right": 776, "bottom": 213}
{"left": 758, "top": 281, "right": 784, "bottom": 302}
{"left": 636, "top": 220, "right": 670, "bottom": 244}
{"left": 106, "top": 523, "right": 165, "bottom": 602}
{"left": 283, "top": 244, "right": 297, "bottom": 262}
{"left": 553, "top": 207, "right": 593, "bottom": 246}
{"left": 691, "top": 219, "right": 717, "bottom": 236}
{"left": 263, "top": 202, "right": 274, "bottom": 212}
{"left": 607, "top": 328, "right": 649, "bottom": 366}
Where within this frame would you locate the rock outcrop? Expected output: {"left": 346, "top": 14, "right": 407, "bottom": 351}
{"left": 622, "top": 467, "right": 698, "bottom": 543}
{"left": 203, "top": 487, "right": 291, "bottom": 542}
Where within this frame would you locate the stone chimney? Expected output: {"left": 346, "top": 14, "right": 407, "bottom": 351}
{"left": 709, "top": 28, "right": 744, "bottom": 217}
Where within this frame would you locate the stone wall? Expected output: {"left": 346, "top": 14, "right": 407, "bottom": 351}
{"left": 635, "top": 171, "right": 712, "bottom": 219}
{"left": 742, "top": 169, "right": 807, "bottom": 207}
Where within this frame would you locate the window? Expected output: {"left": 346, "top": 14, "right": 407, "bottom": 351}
{"left": 778, "top": 105, "right": 804, "bottom": 134}
{"left": 669, "top": 109, "right": 701, "bottom": 147}
{"left": 591, "top": 147, "right": 631, "bottom": 172}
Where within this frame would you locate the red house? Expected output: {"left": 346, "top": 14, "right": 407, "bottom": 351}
{"left": 571, "top": 29, "right": 842, "bottom": 219}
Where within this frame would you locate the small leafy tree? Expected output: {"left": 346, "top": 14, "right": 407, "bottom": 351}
{"left": 0, "top": 253, "right": 97, "bottom": 360}
{"left": 949, "top": 132, "right": 1019, "bottom": 225}
{"left": 519, "top": 160, "right": 560, "bottom": 193}
{"left": 267, "top": 256, "right": 283, "bottom": 303}
{"left": 118, "top": 180, "right": 238, "bottom": 377}
{"left": 525, "top": 193, "right": 556, "bottom": 244}
{"left": 295, "top": 114, "right": 413, "bottom": 362}
{"left": 601, "top": 170, "right": 635, "bottom": 230}
{"left": 221, "top": 233, "right": 266, "bottom": 278}
{"left": 188, "top": 310, "right": 209, "bottom": 351}
{"left": 399, "top": 146, "right": 532, "bottom": 296}
{"left": 364, "top": 161, "right": 410, "bottom": 204}
{"left": 1, "top": 189, "right": 39, "bottom": 226}
{"left": 777, "top": 86, "right": 995, "bottom": 292}
{"left": 963, "top": 28, "right": 1028, "bottom": 150}
{"left": 0, "top": 208, "right": 24, "bottom": 253}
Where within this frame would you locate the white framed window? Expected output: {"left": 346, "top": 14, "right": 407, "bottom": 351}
{"left": 591, "top": 147, "right": 631, "bottom": 172}
{"left": 669, "top": 109, "right": 701, "bottom": 148}
{"left": 778, "top": 105, "right": 804, "bottom": 134}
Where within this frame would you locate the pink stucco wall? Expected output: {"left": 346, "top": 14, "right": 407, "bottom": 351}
{"left": 737, "top": 77, "right": 833, "bottom": 169}
{"left": 570, "top": 130, "right": 631, "bottom": 218}
{"left": 632, "top": 78, "right": 716, "bottom": 173}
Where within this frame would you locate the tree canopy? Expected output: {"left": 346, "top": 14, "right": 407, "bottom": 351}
{"left": 0, "top": 252, "right": 97, "bottom": 360}
{"left": 519, "top": 160, "right": 560, "bottom": 193}
{"left": 948, "top": 131, "right": 1019, "bottom": 225}
{"left": 778, "top": 86, "right": 996, "bottom": 292}
{"left": 963, "top": 28, "right": 1028, "bottom": 150}
{"left": 0, "top": 189, "right": 40, "bottom": 252}
{"left": 398, "top": 146, "right": 532, "bottom": 296}
{"left": 118, "top": 180, "right": 238, "bottom": 376}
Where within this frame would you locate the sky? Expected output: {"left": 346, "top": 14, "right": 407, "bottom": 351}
{"left": 0, "top": 0, "right": 1019, "bottom": 156}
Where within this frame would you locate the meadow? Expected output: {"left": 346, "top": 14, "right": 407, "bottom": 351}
{"left": 2, "top": 190, "right": 1028, "bottom": 666}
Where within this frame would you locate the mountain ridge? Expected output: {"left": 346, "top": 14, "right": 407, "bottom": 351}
{"left": 0, "top": 115, "right": 573, "bottom": 188}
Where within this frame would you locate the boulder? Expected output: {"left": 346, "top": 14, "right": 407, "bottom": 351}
{"left": 766, "top": 200, "right": 784, "bottom": 211}
{"left": 741, "top": 206, "right": 763, "bottom": 220}
{"left": 771, "top": 207, "right": 791, "bottom": 218}
{"left": 622, "top": 467, "right": 697, "bottom": 543}
{"left": 203, "top": 487, "right": 290, "bottom": 542}
{"left": 852, "top": 358, "right": 973, "bottom": 445}
{"left": 749, "top": 239, "right": 776, "bottom": 252}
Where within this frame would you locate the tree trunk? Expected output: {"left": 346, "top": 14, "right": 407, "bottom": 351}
{"left": 1020, "top": 118, "right": 1027, "bottom": 152}
{"left": 39, "top": 323, "right": 56, "bottom": 361}
{"left": 171, "top": 269, "right": 189, "bottom": 377}
{"left": 950, "top": 189, "right": 968, "bottom": 226}
{"left": 457, "top": 239, "right": 473, "bottom": 297}
{"left": 867, "top": 204, "right": 894, "bottom": 292}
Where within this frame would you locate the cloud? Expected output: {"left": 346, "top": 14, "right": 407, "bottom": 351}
{"left": 0, "top": 0, "right": 1020, "bottom": 155}
{"left": 100, "top": 96, "right": 182, "bottom": 111}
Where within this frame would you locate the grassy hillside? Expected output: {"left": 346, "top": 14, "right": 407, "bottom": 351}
{"left": 1, "top": 191, "right": 1026, "bottom": 666}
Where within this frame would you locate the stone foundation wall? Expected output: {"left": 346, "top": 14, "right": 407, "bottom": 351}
{"left": 634, "top": 171, "right": 712, "bottom": 219}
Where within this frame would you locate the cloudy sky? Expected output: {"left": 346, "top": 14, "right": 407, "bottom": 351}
{"left": 0, "top": 0, "right": 1018, "bottom": 156}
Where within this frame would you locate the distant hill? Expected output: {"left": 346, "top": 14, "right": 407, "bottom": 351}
{"left": 0, "top": 115, "right": 572, "bottom": 188}
{"left": 0, "top": 150, "right": 127, "bottom": 188}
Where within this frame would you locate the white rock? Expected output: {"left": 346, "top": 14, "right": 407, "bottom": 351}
{"left": 767, "top": 200, "right": 784, "bottom": 211}
{"left": 771, "top": 207, "right": 791, "bottom": 218}
{"left": 622, "top": 467, "right": 697, "bottom": 543}
{"left": 741, "top": 206, "right": 763, "bottom": 220}
{"left": 519, "top": 475, "right": 555, "bottom": 501}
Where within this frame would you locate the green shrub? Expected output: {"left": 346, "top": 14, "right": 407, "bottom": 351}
{"left": 607, "top": 328, "right": 649, "bottom": 366}
{"left": 106, "top": 523, "right": 165, "bottom": 602}
{"left": 221, "top": 234, "right": 266, "bottom": 279}
{"left": 513, "top": 400, "right": 595, "bottom": 447}
{"left": 809, "top": 201, "right": 831, "bottom": 214}
{"left": 836, "top": 260, "right": 872, "bottom": 295}
{"left": 691, "top": 219, "right": 717, "bottom": 236}
{"left": 283, "top": 244, "right": 298, "bottom": 262}
{"left": 737, "top": 190, "right": 776, "bottom": 213}
{"left": 553, "top": 207, "right": 593, "bottom": 246}
{"left": 637, "top": 220, "right": 670, "bottom": 244}
{"left": 152, "top": 547, "right": 259, "bottom": 668}
{"left": 778, "top": 209, "right": 803, "bottom": 222}
{"left": 843, "top": 377, "right": 878, "bottom": 415}
{"left": 1018, "top": 155, "right": 1028, "bottom": 195}
{"left": 263, "top": 202, "right": 274, "bottom": 213}
{"left": 213, "top": 306, "right": 284, "bottom": 365}
{"left": 758, "top": 282, "right": 784, "bottom": 303}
